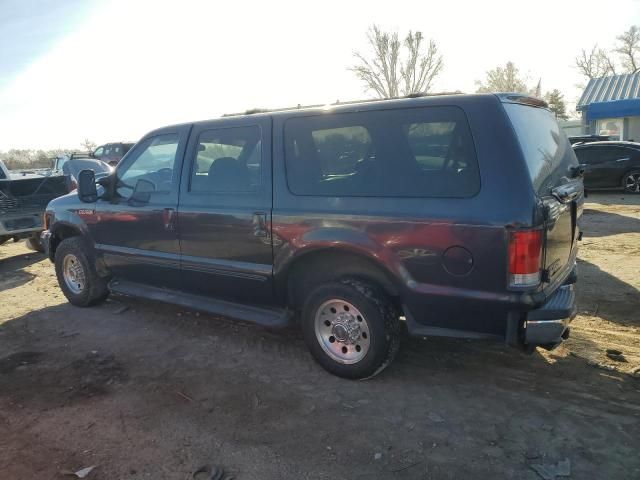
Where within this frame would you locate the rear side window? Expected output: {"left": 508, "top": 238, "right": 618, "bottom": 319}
{"left": 503, "top": 103, "right": 578, "bottom": 194}
{"left": 284, "top": 106, "right": 479, "bottom": 197}
{"left": 190, "top": 125, "right": 261, "bottom": 193}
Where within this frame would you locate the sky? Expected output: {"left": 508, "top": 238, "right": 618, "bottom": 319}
{"left": 1, "top": 0, "right": 639, "bottom": 150}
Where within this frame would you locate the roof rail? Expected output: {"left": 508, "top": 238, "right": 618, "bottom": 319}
{"left": 222, "top": 91, "right": 465, "bottom": 117}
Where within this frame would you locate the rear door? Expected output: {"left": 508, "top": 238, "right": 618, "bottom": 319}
{"left": 503, "top": 102, "right": 582, "bottom": 288}
{"left": 177, "top": 117, "right": 274, "bottom": 305}
{"left": 596, "top": 146, "right": 634, "bottom": 188}
{"left": 576, "top": 145, "right": 631, "bottom": 188}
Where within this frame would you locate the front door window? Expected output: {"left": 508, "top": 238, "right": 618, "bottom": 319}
{"left": 116, "top": 134, "right": 179, "bottom": 198}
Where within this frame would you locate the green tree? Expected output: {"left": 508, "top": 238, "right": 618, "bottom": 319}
{"left": 544, "top": 89, "right": 568, "bottom": 120}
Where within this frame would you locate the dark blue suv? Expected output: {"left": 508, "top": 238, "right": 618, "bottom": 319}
{"left": 41, "top": 93, "right": 582, "bottom": 379}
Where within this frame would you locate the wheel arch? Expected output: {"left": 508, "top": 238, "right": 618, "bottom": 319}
{"left": 49, "top": 222, "right": 83, "bottom": 261}
{"left": 278, "top": 247, "right": 403, "bottom": 312}
{"left": 622, "top": 168, "right": 640, "bottom": 192}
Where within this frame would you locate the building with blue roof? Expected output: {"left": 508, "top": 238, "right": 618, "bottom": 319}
{"left": 577, "top": 72, "right": 640, "bottom": 141}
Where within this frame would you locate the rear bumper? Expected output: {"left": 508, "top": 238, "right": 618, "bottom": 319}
{"left": 524, "top": 284, "right": 576, "bottom": 348}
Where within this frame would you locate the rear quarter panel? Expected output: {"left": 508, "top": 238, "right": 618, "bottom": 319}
{"left": 271, "top": 96, "right": 538, "bottom": 335}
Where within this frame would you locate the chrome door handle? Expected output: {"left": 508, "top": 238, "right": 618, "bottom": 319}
{"left": 163, "top": 208, "right": 176, "bottom": 231}
{"left": 253, "top": 212, "right": 267, "bottom": 237}
{"left": 616, "top": 157, "right": 630, "bottom": 162}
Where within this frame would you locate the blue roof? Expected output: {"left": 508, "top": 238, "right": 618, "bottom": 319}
{"left": 577, "top": 72, "right": 640, "bottom": 110}
{"left": 585, "top": 98, "right": 640, "bottom": 121}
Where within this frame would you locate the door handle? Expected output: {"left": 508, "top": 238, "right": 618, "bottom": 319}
{"left": 252, "top": 212, "right": 267, "bottom": 237}
{"left": 616, "top": 157, "right": 630, "bottom": 162}
{"left": 163, "top": 208, "right": 176, "bottom": 231}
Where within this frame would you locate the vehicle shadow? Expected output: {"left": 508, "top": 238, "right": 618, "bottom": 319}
{"left": 576, "top": 258, "right": 639, "bottom": 327}
{"left": 1, "top": 301, "right": 638, "bottom": 480}
{"left": 0, "top": 250, "right": 42, "bottom": 292}
{"left": 581, "top": 208, "right": 640, "bottom": 237}
{"left": 0, "top": 300, "right": 634, "bottom": 406}
{"left": 585, "top": 191, "right": 640, "bottom": 206}
{"left": 0, "top": 249, "right": 44, "bottom": 270}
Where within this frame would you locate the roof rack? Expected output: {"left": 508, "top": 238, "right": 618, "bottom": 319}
{"left": 222, "top": 91, "right": 464, "bottom": 117}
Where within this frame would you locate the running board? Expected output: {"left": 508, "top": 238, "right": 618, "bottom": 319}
{"left": 108, "top": 279, "right": 291, "bottom": 329}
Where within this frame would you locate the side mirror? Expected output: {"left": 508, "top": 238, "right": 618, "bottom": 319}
{"left": 129, "top": 178, "right": 155, "bottom": 205}
{"left": 77, "top": 169, "right": 98, "bottom": 202}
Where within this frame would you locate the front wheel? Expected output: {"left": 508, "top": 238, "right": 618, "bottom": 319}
{"left": 300, "top": 280, "right": 400, "bottom": 379}
{"left": 55, "top": 237, "right": 109, "bottom": 306}
{"left": 623, "top": 170, "right": 640, "bottom": 193}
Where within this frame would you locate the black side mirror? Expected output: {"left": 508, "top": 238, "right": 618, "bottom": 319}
{"left": 77, "top": 169, "right": 97, "bottom": 202}
{"left": 129, "top": 178, "right": 155, "bottom": 205}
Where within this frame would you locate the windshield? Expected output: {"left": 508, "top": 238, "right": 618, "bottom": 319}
{"left": 503, "top": 103, "right": 578, "bottom": 195}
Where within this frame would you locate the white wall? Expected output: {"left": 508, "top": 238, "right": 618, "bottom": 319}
{"left": 627, "top": 117, "right": 640, "bottom": 142}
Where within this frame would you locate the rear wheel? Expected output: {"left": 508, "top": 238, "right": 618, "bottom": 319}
{"left": 300, "top": 280, "right": 400, "bottom": 379}
{"left": 55, "top": 237, "right": 108, "bottom": 306}
{"left": 623, "top": 170, "right": 640, "bottom": 193}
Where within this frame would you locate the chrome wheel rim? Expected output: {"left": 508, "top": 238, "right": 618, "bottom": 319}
{"left": 314, "top": 299, "right": 370, "bottom": 364}
{"left": 624, "top": 173, "right": 640, "bottom": 193}
{"left": 62, "top": 254, "right": 86, "bottom": 294}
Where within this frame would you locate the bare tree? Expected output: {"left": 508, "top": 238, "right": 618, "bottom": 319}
{"left": 351, "top": 25, "right": 443, "bottom": 98}
{"left": 615, "top": 25, "right": 640, "bottom": 73}
{"left": 81, "top": 138, "right": 97, "bottom": 152}
{"left": 575, "top": 45, "right": 616, "bottom": 80}
{"left": 475, "top": 62, "right": 530, "bottom": 93}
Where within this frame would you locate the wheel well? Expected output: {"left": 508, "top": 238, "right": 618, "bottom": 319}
{"left": 50, "top": 224, "right": 81, "bottom": 259}
{"left": 283, "top": 249, "right": 401, "bottom": 311}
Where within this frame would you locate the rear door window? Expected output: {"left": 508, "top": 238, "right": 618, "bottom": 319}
{"left": 190, "top": 125, "right": 262, "bottom": 193}
{"left": 503, "top": 103, "right": 578, "bottom": 195}
{"left": 574, "top": 148, "right": 598, "bottom": 165}
{"left": 284, "top": 106, "right": 479, "bottom": 197}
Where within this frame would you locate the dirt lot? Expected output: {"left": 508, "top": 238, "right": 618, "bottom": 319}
{"left": 1, "top": 193, "right": 639, "bottom": 480}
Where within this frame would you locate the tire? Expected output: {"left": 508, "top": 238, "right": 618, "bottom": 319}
{"left": 55, "top": 236, "right": 109, "bottom": 306}
{"left": 622, "top": 170, "right": 640, "bottom": 193}
{"left": 300, "top": 279, "right": 400, "bottom": 379}
{"left": 26, "top": 234, "right": 45, "bottom": 253}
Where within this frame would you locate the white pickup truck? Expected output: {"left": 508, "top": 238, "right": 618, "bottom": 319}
{"left": 0, "top": 160, "right": 69, "bottom": 251}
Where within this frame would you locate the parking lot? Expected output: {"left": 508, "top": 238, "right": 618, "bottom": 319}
{"left": 0, "top": 193, "right": 638, "bottom": 479}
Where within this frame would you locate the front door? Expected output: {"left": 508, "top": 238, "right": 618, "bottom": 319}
{"left": 95, "top": 126, "right": 190, "bottom": 288}
{"left": 178, "top": 117, "right": 274, "bottom": 305}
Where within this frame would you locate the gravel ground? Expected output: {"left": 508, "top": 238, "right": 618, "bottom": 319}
{"left": 0, "top": 192, "right": 638, "bottom": 480}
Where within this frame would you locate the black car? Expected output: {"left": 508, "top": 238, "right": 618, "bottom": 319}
{"left": 573, "top": 141, "right": 640, "bottom": 193}
{"left": 568, "top": 134, "right": 610, "bottom": 145}
{"left": 41, "top": 93, "right": 581, "bottom": 379}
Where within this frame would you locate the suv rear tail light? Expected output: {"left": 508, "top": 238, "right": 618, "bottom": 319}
{"left": 509, "top": 230, "right": 542, "bottom": 288}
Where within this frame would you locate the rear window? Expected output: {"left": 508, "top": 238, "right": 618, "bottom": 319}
{"left": 503, "top": 103, "right": 578, "bottom": 194}
{"left": 284, "top": 106, "right": 480, "bottom": 197}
